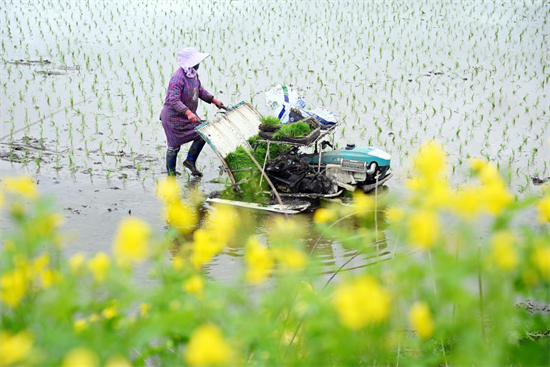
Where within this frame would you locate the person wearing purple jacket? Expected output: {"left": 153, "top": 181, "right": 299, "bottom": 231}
{"left": 160, "top": 47, "right": 224, "bottom": 177}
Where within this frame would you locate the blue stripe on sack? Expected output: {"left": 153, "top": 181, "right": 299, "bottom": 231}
{"left": 278, "top": 105, "right": 286, "bottom": 120}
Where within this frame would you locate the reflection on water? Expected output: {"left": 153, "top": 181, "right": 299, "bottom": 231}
{"left": 170, "top": 188, "right": 394, "bottom": 283}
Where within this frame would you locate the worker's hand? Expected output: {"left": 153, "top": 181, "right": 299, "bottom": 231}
{"left": 212, "top": 98, "right": 224, "bottom": 109}
{"left": 185, "top": 109, "right": 198, "bottom": 123}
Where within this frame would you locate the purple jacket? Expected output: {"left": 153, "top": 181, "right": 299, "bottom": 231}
{"left": 160, "top": 67, "right": 213, "bottom": 147}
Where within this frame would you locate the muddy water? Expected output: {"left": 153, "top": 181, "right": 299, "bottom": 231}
{"left": 1, "top": 1, "right": 548, "bottom": 281}
{"left": 0, "top": 163, "right": 396, "bottom": 283}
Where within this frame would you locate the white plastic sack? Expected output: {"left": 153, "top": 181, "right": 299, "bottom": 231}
{"left": 302, "top": 108, "right": 337, "bottom": 125}
{"left": 265, "top": 84, "right": 336, "bottom": 125}
{"left": 265, "top": 84, "right": 306, "bottom": 124}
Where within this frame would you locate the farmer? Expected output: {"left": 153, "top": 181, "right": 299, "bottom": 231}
{"left": 160, "top": 47, "right": 224, "bottom": 177}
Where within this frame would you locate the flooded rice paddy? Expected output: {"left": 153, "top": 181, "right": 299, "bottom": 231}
{"left": 1, "top": 0, "right": 548, "bottom": 280}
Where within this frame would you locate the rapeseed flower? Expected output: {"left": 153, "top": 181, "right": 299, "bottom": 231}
{"left": 408, "top": 301, "right": 434, "bottom": 339}
{"left": 40, "top": 269, "right": 61, "bottom": 288}
{"left": 87, "top": 252, "right": 110, "bottom": 282}
{"left": 353, "top": 191, "right": 374, "bottom": 216}
{"left": 470, "top": 158, "right": 513, "bottom": 215}
{"left": 69, "top": 253, "right": 86, "bottom": 274}
{"left": 532, "top": 243, "right": 550, "bottom": 279}
{"left": 190, "top": 229, "right": 224, "bottom": 269}
{"left": 333, "top": 275, "right": 390, "bottom": 329}
{"left": 449, "top": 185, "right": 482, "bottom": 219}
{"left": 273, "top": 246, "right": 307, "bottom": 270}
{"left": 0, "top": 330, "right": 33, "bottom": 367}
{"left": 536, "top": 194, "right": 550, "bottom": 224}
{"left": 113, "top": 217, "right": 150, "bottom": 266}
{"left": 490, "top": 231, "right": 517, "bottom": 271}
{"left": 313, "top": 207, "right": 337, "bottom": 224}
{"left": 184, "top": 275, "right": 204, "bottom": 299}
{"left": 3, "top": 176, "right": 39, "bottom": 200}
{"left": 185, "top": 324, "right": 232, "bottom": 367}
{"left": 157, "top": 176, "right": 180, "bottom": 204}
{"left": 139, "top": 302, "right": 150, "bottom": 317}
{"left": 0, "top": 268, "right": 28, "bottom": 308}
{"left": 244, "top": 236, "right": 273, "bottom": 284}
{"left": 165, "top": 201, "right": 197, "bottom": 233}
{"left": 102, "top": 305, "right": 118, "bottom": 319}
{"left": 386, "top": 206, "right": 404, "bottom": 223}
{"left": 205, "top": 205, "right": 238, "bottom": 243}
{"left": 62, "top": 347, "right": 98, "bottom": 367}
{"left": 74, "top": 319, "right": 88, "bottom": 333}
{"left": 413, "top": 142, "right": 446, "bottom": 181}
{"left": 407, "top": 209, "right": 440, "bottom": 249}
{"left": 105, "top": 356, "right": 132, "bottom": 367}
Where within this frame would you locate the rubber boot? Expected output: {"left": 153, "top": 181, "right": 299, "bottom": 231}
{"left": 166, "top": 146, "right": 181, "bottom": 176}
{"left": 183, "top": 138, "right": 206, "bottom": 177}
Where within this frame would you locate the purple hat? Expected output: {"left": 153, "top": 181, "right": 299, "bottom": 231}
{"left": 178, "top": 47, "right": 210, "bottom": 68}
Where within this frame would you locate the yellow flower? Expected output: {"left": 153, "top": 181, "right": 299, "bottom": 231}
{"left": 449, "top": 185, "right": 481, "bottom": 219}
{"left": 0, "top": 190, "right": 4, "bottom": 209}
{"left": 33, "top": 213, "right": 65, "bottom": 242}
{"left": 333, "top": 275, "right": 390, "bottom": 329}
{"left": 353, "top": 191, "right": 374, "bottom": 215}
{"left": 165, "top": 201, "right": 197, "bottom": 234}
{"left": 482, "top": 181, "right": 513, "bottom": 216}
{"left": 532, "top": 244, "right": 550, "bottom": 279}
{"left": 113, "top": 217, "right": 150, "bottom": 266}
{"left": 408, "top": 301, "right": 434, "bottom": 340}
{"left": 386, "top": 206, "right": 404, "bottom": 223}
{"left": 407, "top": 210, "right": 440, "bottom": 249}
{"left": 0, "top": 330, "right": 33, "bottom": 367}
{"left": 32, "top": 253, "right": 50, "bottom": 275}
{"left": 69, "top": 253, "right": 86, "bottom": 274}
{"left": 470, "top": 158, "right": 513, "bottom": 215}
{"left": 157, "top": 176, "right": 180, "bottom": 204}
{"left": 74, "top": 319, "right": 88, "bottom": 333}
{"left": 184, "top": 275, "right": 205, "bottom": 299}
{"left": 185, "top": 324, "right": 232, "bottom": 367}
{"left": 88, "top": 313, "right": 100, "bottom": 323}
{"left": 3, "top": 176, "right": 39, "bottom": 200}
{"left": 313, "top": 208, "right": 336, "bottom": 224}
{"left": 0, "top": 268, "right": 28, "bottom": 308}
{"left": 413, "top": 142, "right": 446, "bottom": 180}
{"left": 139, "top": 302, "right": 150, "bottom": 317}
{"left": 87, "top": 252, "right": 110, "bottom": 282}
{"left": 190, "top": 229, "right": 225, "bottom": 270}
{"left": 172, "top": 256, "right": 184, "bottom": 270}
{"left": 268, "top": 216, "right": 304, "bottom": 244}
{"left": 536, "top": 195, "right": 550, "bottom": 224}
{"left": 105, "top": 355, "right": 132, "bottom": 367}
{"left": 490, "top": 231, "right": 517, "bottom": 271}
{"left": 204, "top": 205, "right": 238, "bottom": 243}
{"left": 40, "top": 269, "right": 61, "bottom": 288}
{"left": 273, "top": 246, "right": 307, "bottom": 270}
{"left": 62, "top": 347, "right": 98, "bottom": 367}
{"left": 102, "top": 306, "right": 118, "bottom": 319}
{"left": 244, "top": 236, "right": 274, "bottom": 284}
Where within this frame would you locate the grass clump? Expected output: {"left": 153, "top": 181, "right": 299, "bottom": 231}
{"left": 260, "top": 115, "right": 281, "bottom": 126}
{"left": 273, "top": 122, "right": 311, "bottom": 139}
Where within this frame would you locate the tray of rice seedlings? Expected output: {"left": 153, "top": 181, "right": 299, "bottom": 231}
{"left": 259, "top": 116, "right": 320, "bottom": 144}
{"left": 223, "top": 135, "right": 287, "bottom": 202}
{"left": 258, "top": 115, "right": 282, "bottom": 132}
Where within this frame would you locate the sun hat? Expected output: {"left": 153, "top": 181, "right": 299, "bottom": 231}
{"left": 178, "top": 47, "right": 210, "bottom": 69}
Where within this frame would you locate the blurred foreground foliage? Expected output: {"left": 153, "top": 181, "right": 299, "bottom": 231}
{"left": 1, "top": 142, "right": 549, "bottom": 367}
